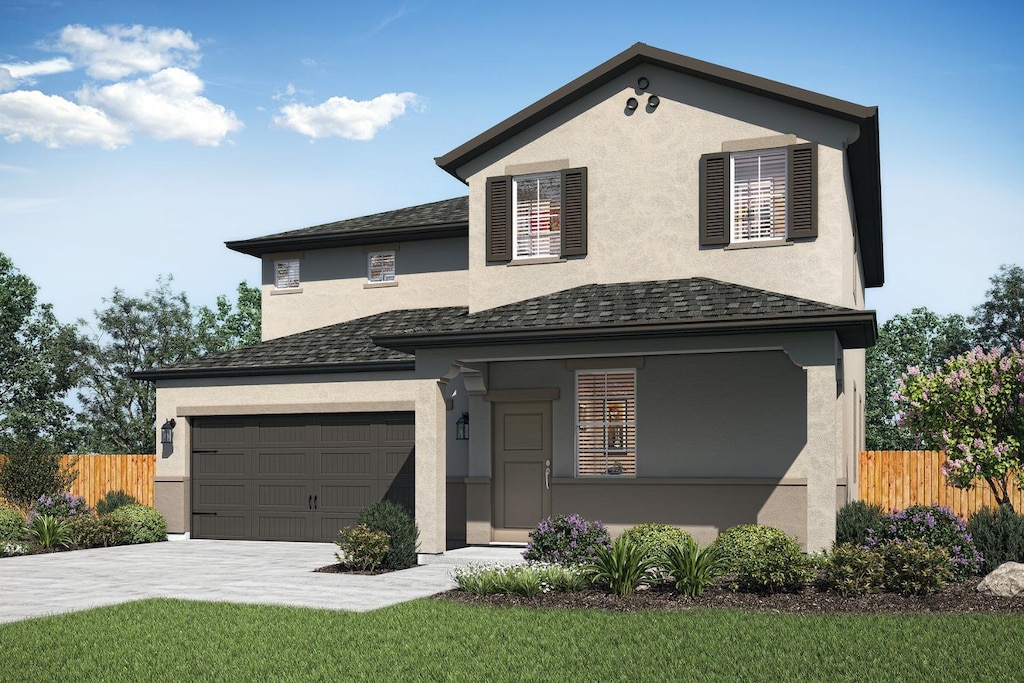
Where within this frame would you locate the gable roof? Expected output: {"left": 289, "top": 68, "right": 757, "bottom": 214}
{"left": 434, "top": 42, "right": 883, "bottom": 288}
{"left": 373, "top": 278, "right": 877, "bottom": 352}
{"left": 226, "top": 196, "right": 468, "bottom": 257}
{"left": 132, "top": 306, "right": 466, "bottom": 380}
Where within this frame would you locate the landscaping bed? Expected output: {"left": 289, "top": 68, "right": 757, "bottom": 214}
{"left": 438, "top": 575, "right": 1024, "bottom": 615}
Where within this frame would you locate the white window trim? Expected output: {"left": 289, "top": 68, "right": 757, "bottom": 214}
{"left": 730, "top": 147, "right": 787, "bottom": 244}
{"left": 512, "top": 171, "right": 562, "bottom": 261}
{"left": 574, "top": 368, "right": 637, "bottom": 478}
{"left": 273, "top": 258, "right": 300, "bottom": 289}
{"left": 367, "top": 250, "right": 397, "bottom": 283}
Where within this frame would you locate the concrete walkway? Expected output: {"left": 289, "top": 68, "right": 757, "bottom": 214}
{"left": 0, "top": 540, "right": 524, "bottom": 624}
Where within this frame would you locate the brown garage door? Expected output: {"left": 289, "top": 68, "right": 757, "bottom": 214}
{"left": 190, "top": 413, "right": 414, "bottom": 542}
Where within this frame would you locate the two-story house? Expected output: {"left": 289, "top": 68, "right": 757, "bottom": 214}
{"left": 138, "top": 43, "right": 882, "bottom": 554}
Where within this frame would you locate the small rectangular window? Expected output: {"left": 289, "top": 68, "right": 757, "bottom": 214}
{"left": 576, "top": 370, "right": 637, "bottom": 476}
{"left": 731, "top": 148, "right": 787, "bottom": 242}
{"left": 367, "top": 251, "right": 396, "bottom": 283}
{"left": 513, "top": 172, "right": 561, "bottom": 259}
{"left": 274, "top": 259, "right": 300, "bottom": 289}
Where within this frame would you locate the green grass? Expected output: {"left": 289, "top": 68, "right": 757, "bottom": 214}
{"left": 0, "top": 599, "right": 1021, "bottom": 682}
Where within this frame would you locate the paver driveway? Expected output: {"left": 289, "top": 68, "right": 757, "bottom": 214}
{"left": 0, "top": 540, "right": 523, "bottom": 624}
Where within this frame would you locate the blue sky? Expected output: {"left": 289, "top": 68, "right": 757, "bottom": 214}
{"left": 1, "top": 0, "right": 1021, "bottom": 329}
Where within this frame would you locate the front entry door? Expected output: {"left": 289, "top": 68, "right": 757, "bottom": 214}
{"left": 492, "top": 401, "right": 552, "bottom": 542}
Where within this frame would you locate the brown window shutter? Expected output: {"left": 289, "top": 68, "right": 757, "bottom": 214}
{"left": 699, "top": 152, "right": 730, "bottom": 246}
{"left": 560, "top": 167, "right": 587, "bottom": 257}
{"left": 788, "top": 143, "right": 817, "bottom": 238}
{"left": 485, "top": 176, "right": 512, "bottom": 262}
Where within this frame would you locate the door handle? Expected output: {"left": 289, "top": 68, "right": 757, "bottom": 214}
{"left": 314, "top": 495, "right": 318, "bottom": 510}
{"left": 308, "top": 494, "right": 313, "bottom": 510}
{"left": 545, "top": 460, "right": 551, "bottom": 490}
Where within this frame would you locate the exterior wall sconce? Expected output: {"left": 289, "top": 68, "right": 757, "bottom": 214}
{"left": 161, "top": 419, "right": 176, "bottom": 445}
{"left": 455, "top": 412, "right": 469, "bottom": 440}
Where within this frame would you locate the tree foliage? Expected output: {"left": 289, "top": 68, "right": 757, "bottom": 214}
{"left": 77, "top": 277, "right": 260, "bottom": 454}
{"left": 895, "top": 344, "right": 1024, "bottom": 511}
{"left": 972, "top": 264, "right": 1024, "bottom": 351}
{"left": 865, "top": 308, "right": 975, "bottom": 450}
{"left": 0, "top": 252, "right": 86, "bottom": 451}
{"left": 0, "top": 436, "right": 78, "bottom": 513}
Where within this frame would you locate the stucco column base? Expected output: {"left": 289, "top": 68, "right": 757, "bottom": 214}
{"left": 804, "top": 364, "right": 839, "bottom": 551}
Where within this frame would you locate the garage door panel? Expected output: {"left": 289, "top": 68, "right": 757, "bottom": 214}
{"left": 192, "top": 450, "right": 251, "bottom": 479}
{"left": 192, "top": 512, "right": 251, "bottom": 540}
{"left": 192, "top": 420, "right": 249, "bottom": 448}
{"left": 193, "top": 480, "right": 251, "bottom": 510}
{"left": 382, "top": 482, "right": 415, "bottom": 517}
{"left": 316, "top": 513, "right": 358, "bottom": 542}
{"left": 257, "top": 416, "right": 314, "bottom": 447}
{"left": 315, "top": 481, "right": 376, "bottom": 512}
{"left": 256, "top": 449, "right": 314, "bottom": 478}
{"left": 381, "top": 418, "right": 415, "bottom": 445}
{"left": 256, "top": 513, "right": 313, "bottom": 541}
{"left": 317, "top": 448, "right": 375, "bottom": 478}
{"left": 256, "top": 480, "right": 313, "bottom": 511}
{"left": 320, "top": 417, "right": 374, "bottom": 446}
{"left": 380, "top": 447, "right": 414, "bottom": 478}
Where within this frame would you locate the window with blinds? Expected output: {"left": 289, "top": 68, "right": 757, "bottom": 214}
{"left": 731, "top": 148, "right": 787, "bottom": 242}
{"left": 513, "top": 172, "right": 561, "bottom": 258}
{"left": 576, "top": 370, "right": 637, "bottom": 476}
{"left": 274, "top": 259, "right": 300, "bottom": 289}
{"left": 367, "top": 251, "right": 396, "bottom": 283}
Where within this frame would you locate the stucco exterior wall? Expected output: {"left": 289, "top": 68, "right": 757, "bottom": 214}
{"left": 261, "top": 236, "right": 469, "bottom": 340}
{"left": 154, "top": 369, "right": 450, "bottom": 553}
{"left": 458, "top": 63, "right": 863, "bottom": 314}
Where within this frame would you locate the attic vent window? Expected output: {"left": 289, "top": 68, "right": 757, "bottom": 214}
{"left": 274, "top": 259, "right": 300, "bottom": 289}
{"left": 368, "top": 251, "right": 396, "bottom": 283}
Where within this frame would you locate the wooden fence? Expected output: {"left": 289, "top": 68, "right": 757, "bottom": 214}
{"left": 859, "top": 450, "right": 1023, "bottom": 517}
{"left": 0, "top": 454, "right": 155, "bottom": 508}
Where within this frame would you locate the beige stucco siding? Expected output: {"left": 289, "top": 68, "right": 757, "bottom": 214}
{"left": 458, "top": 63, "right": 862, "bottom": 314}
{"left": 261, "top": 236, "right": 469, "bottom": 339}
{"left": 154, "top": 370, "right": 449, "bottom": 553}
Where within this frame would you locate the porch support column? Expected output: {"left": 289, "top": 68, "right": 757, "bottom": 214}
{"left": 416, "top": 378, "right": 447, "bottom": 555}
{"left": 804, "top": 363, "right": 839, "bottom": 552}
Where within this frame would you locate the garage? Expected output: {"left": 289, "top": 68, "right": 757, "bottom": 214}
{"left": 190, "top": 413, "right": 414, "bottom": 542}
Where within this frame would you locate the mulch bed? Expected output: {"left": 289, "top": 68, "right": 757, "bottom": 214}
{"left": 313, "top": 563, "right": 399, "bottom": 576}
{"left": 436, "top": 578, "right": 1024, "bottom": 615}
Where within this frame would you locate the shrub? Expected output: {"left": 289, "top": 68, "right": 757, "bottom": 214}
{"left": 109, "top": 505, "right": 167, "bottom": 544}
{"left": 523, "top": 514, "right": 611, "bottom": 566}
{"left": 582, "top": 536, "right": 659, "bottom": 596}
{"left": 28, "top": 492, "right": 90, "bottom": 522}
{"left": 28, "top": 515, "right": 72, "bottom": 549}
{"left": 866, "top": 505, "right": 983, "bottom": 579}
{"left": 967, "top": 505, "right": 1024, "bottom": 574}
{"left": 357, "top": 500, "right": 419, "bottom": 570}
{"left": 734, "top": 533, "right": 814, "bottom": 593}
{"left": 620, "top": 523, "right": 693, "bottom": 559}
{"left": 65, "top": 515, "right": 132, "bottom": 548}
{"left": 95, "top": 490, "right": 140, "bottom": 516}
{"left": 836, "top": 500, "right": 887, "bottom": 547}
{"left": 1, "top": 541, "right": 29, "bottom": 557}
{"left": 451, "top": 563, "right": 587, "bottom": 596}
{"left": 0, "top": 438, "right": 77, "bottom": 512}
{"left": 712, "top": 524, "right": 799, "bottom": 574}
{"left": 0, "top": 505, "right": 27, "bottom": 542}
{"left": 877, "top": 539, "right": 952, "bottom": 596}
{"left": 659, "top": 537, "right": 728, "bottom": 597}
{"left": 824, "top": 543, "right": 885, "bottom": 596}
{"left": 335, "top": 525, "right": 390, "bottom": 572}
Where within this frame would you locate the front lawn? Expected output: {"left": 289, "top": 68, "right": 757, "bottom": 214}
{"left": 0, "top": 598, "right": 1021, "bottom": 682}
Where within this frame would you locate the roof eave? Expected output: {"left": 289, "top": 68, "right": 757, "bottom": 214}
{"left": 373, "top": 311, "right": 879, "bottom": 354}
{"left": 132, "top": 359, "right": 416, "bottom": 381}
{"left": 226, "top": 222, "right": 468, "bottom": 258}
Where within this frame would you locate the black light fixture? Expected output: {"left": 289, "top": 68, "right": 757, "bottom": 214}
{"left": 455, "top": 412, "right": 469, "bottom": 440}
{"left": 625, "top": 97, "right": 639, "bottom": 111}
{"left": 161, "top": 419, "right": 176, "bottom": 445}
{"left": 647, "top": 95, "right": 660, "bottom": 110}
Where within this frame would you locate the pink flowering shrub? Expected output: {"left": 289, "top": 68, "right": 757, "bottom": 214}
{"left": 27, "top": 492, "right": 90, "bottom": 523}
{"left": 896, "top": 343, "right": 1024, "bottom": 510}
{"left": 864, "top": 505, "right": 983, "bottom": 580}
{"left": 523, "top": 514, "right": 611, "bottom": 566}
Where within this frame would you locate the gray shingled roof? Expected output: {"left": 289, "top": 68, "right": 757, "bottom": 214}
{"left": 133, "top": 306, "right": 466, "bottom": 379}
{"left": 242, "top": 196, "right": 467, "bottom": 242}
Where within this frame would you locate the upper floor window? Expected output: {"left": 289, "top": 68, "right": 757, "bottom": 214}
{"left": 514, "top": 172, "right": 561, "bottom": 259}
{"left": 274, "top": 259, "right": 300, "bottom": 289}
{"left": 576, "top": 369, "right": 637, "bottom": 477}
{"left": 700, "top": 143, "right": 817, "bottom": 247}
{"left": 732, "top": 148, "right": 787, "bottom": 242}
{"left": 485, "top": 167, "right": 588, "bottom": 263}
{"left": 367, "top": 251, "right": 396, "bottom": 283}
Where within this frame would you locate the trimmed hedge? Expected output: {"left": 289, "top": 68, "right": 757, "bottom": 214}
{"left": 109, "top": 505, "right": 167, "bottom": 544}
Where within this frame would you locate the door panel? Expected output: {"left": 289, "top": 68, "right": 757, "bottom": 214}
{"left": 493, "top": 402, "right": 552, "bottom": 542}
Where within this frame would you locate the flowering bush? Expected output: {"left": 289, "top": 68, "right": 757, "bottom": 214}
{"left": 451, "top": 562, "right": 586, "bottom": 595}
{"left": 895, "top": 343, "right": 1024, "bottom": 510}
{"left": 864, "top": 505, "right": 983, "bottom": 580}
{"left": 27, "top": 492, "right": 90, "bottom": 523}
{"left": 522, "top": 514, "right": 611, "bottom": 566}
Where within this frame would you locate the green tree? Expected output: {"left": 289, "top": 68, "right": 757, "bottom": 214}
{"left": 896, "top": 345, "right": 1024, "bottom": 511}
{"left": 0, "top": 436, "right": 77, "bottom": 513}
{"left": 865, "top": 308, "right": 975, "bottom": 450}
{"left": 77, "top": 277, "right": 260, "bottom": 454}
{"left": 0, "top": 252, "right": 86, "bottom": 451}
{"left": 972, "top": 264, "right": 1024, "bottom": 351}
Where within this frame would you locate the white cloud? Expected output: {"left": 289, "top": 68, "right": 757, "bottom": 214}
{"left": 56, "top": 24, "right": 199, "bottom": 80}
{"left": 77, "top": 67, "right": 242, "bottom": 146}
{"left": 273, "top": 92, "right": 419, "bottom": 141}
{"left": 272, "top": 83, "right": 297, "bottom": 101}
{"left": 0, "top": 90, "right": 130, "bottom": 148}
{"left": 0, "top": 68, "right": 13, "bottom": 91}
{"left": 300, "top": 58, "right": 317, "bottom": 68}
{"left": 0, "top": 58, "right": 74, "bottom": 85}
